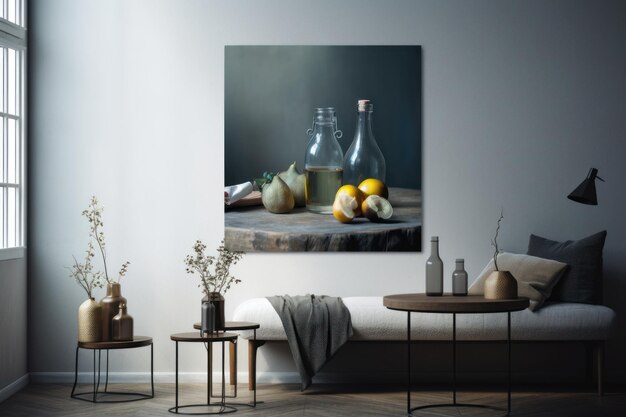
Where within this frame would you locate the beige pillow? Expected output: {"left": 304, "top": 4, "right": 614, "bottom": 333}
{"left": 468, "top": 252, "right": 567, "bottom": 311}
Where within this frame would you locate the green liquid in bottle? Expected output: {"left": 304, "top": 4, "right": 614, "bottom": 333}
{"left": 305, "top": 166, "right": 343, "bottom": 214}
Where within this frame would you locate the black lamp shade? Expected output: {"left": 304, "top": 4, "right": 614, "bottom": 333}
{"left": 568, "top": 168, "right": 603, "bottom": 205}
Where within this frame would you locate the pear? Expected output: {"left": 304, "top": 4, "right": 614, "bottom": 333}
{"left": 278, "top": 161, "right": 306, "bottom": 207}
{"left": 262, "top": 176, "right": 295, "bottom": 214}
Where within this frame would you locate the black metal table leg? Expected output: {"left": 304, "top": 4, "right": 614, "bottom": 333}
{"left": 508, "top": 311, "right": 511, "bottom": 415}
{"left": 207, "top": 340, "right": 211, "bottom": 406}
{"left": 252, "top": 328, "right": 256, "bottom": 406}
{"left": 407, "top": 312, "right": 411, "bottom": 416}
{"left": 151, "top": 342, "right": 155, "bottom": 397}
{"left": 104, "top": 349, "right": 110, "bottom": 392}
{"left": 233, "top": 339, "right": 238, "bottom": 399}
{"left": 221, "top": 341, "right": 226, "bottom": 412}
{"left": 93, "top": 350, "right": 98, "bottom": 403}
{"left": 175, "top": 341, "right": 179, "bottom": 411}
{"left": 71, "top": 346, "right": 79, "bottom": 398}
{"left": 452, "top": 313, "right": 456, "bottom": 406}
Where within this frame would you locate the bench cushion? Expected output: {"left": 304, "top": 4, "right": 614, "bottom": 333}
{"left": 233, "top": 297, "right": 615, "bottom": 341}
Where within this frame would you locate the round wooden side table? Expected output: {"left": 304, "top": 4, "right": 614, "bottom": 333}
{"left": 193, "top": 321, "right": 262, "bottom": 407}
{"left": 70, "top": 336, "right": 154, "bottom": 403}
{"left": 169, "top": 332, "right": 239, "bottom": 415}
{"left": 383, "top": 294, "right": 529, "bottom": 417}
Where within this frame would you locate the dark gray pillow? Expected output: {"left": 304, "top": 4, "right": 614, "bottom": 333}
{"left": 527, "top": 231, "right": 606, "bottom": 304}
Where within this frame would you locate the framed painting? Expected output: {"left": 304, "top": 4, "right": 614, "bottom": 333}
{"left": 224, "top": 45, "right": 421, "bottom": 252}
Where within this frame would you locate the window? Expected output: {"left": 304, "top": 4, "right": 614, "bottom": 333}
{"left": 0, "top": 0, "right": 23, "bottom": 27}
{"left": 0, "top": 0, "right": 25, "bottom": 259}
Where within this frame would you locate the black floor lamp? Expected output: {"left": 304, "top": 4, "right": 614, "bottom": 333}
{"left": 567, "top": 168, "right": 605, "bottom": 205}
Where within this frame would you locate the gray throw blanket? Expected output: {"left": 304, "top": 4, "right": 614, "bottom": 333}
{"left": 267, "top": 295, "right": 353, "bottom": 390}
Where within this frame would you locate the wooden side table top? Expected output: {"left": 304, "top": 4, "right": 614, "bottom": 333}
{"left": 193, "top": 321, "right": 260, "bottom": 331}
{"left": 383, "top": 293, "right": 529, "bottom": 314}
{"left": 78, "top": 336, "right": 152, "bottom": 350}
{"left": 170, "top": 332, "right": 239, "bottom": 342}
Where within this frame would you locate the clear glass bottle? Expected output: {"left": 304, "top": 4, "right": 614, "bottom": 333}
{"left": 304, "top": 107, "right": 344, "bottom": 214}
{"left": 343, "top": 100, "right": 386, "bottom": 186}
{"left": 426, "top": 236, "right": 443, "bottom": 296}
{"left": 452, "top": 259, "right": 468, "bottom": 296}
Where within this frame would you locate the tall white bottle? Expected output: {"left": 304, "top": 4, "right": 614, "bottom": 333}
{"left": 426, "top": 236, "right": 443, "bottom": 296}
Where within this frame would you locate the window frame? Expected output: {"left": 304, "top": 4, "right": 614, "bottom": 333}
{"left": 0, "top": 2, "right": 26, "bottom": 261}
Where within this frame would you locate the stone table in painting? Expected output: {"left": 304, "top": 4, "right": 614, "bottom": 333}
{"left": 225, "top": 187, "right": 421, "bottom": 252}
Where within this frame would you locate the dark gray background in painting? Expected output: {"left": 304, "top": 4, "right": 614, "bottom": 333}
{"left": 224, "top": 45, "right": 421, "bottom": 189}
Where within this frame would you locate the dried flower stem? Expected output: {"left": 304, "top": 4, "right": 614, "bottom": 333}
{"left": 491, "top": 209, "right": 504, "bottom": 271}
{"left": 70, "top": 196, "right": 130, "bottom": 299}
{"left": 67, "top": 241, "right": 104, "bottom": 298}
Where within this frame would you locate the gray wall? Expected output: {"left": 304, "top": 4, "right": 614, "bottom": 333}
{"left": 29, "top": 0, "right": 626, "bottom": 383}
{"left": 225, "top": 46, "right": 422, "bottom": 189}
{"left": 0, "top": 259, "right": 27, "bottom": 392}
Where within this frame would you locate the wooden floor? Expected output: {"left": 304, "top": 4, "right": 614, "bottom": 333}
{"left": 1, "top": 383, "right": 625, "bottom": 416}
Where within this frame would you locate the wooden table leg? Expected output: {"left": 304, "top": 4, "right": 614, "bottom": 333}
{"left": 229, "top": 341, "right": 237, "bottom": 386}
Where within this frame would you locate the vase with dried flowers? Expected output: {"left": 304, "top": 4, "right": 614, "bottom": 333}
{"left": 77, "top": 196, "right": 131, "bottom": 341}
{"left": 184, "top": 240, "right": 244, "bottom": 332}
{"left": 69, "top": 241, "right": 105, "bottom": 342}
{"left": 484, "top": 209, "right": 518, "bottom": 299}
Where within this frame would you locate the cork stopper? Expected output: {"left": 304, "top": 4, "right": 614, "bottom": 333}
{"left": 357, "top": 99, "right": 372, "bottom": 112}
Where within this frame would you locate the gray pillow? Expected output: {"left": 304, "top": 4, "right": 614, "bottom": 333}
{"left": 527, "top": 231, "right": 606, "bottom": 304}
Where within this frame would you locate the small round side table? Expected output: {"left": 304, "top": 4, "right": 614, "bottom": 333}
{"left": 193, "top": 321, "right": 262, "bottom": 407}
{"left": 383, "top": 294, "right": 529, "bottom": 417}
{"left": 70, "top": 336, "right": 154, "bottom": 403}
{"left": 169, "top": 332, "right": 239, "bottom": 415}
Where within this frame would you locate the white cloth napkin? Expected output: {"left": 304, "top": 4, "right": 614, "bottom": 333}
{"left": 224, "top": 182, "right": 253, "bottom": 205}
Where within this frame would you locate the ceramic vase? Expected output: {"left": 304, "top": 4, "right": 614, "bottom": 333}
{"left": 100, "top": 283, "right": 127, "bottom": 341}
{"left": 201, "top": 300, "right": 216, "bottom": 334}
{"left": 78, "top": 298, "right": 102, "bottom": 343}
{"left": 202, "top": 292, "right": 225, "bottom": 331}
{"left": 112, "top": 301, "right": 134, "bottom": 341}
{"left": 484, "top": 270, "right": 518, "bottom": 300}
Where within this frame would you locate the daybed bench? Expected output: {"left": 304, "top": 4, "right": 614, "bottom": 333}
{"left": 232, "top": 296, "right": 616, "bottom": 394}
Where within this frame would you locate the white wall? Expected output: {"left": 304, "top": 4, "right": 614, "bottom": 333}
{"left": 29, "top": 0, "right": 626, "bottom": 383}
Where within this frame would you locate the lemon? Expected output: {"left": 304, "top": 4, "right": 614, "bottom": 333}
{"left": 361, "top": 195, "right": 393, "bottom": 222}
{"left": 358, "top": 178, "right": 389, "bottom": 199}
{"left": 335, "top": 185, "right": 365, "bottom": 216}
{"left": 332, "top": 191, "right": 358, "bottom": 223}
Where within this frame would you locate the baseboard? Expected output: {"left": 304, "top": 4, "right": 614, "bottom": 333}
{"left": 0, "top": 374, "right": 29, "bottom": 403}
{"left": 28, "top": 369, "right": 591, "bottom": 386}
{"left": 28, "top": 371, "right": 302, "bottom": 385}
{"left": 25, "top": 369, "right": 611, "bottom": 386}
{"left": 29, "top": 372, "right": 253, "bottom": 384}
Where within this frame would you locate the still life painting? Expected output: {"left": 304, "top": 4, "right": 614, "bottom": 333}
{"left": 224, "top": 45, "right": 422, "bottom": 252}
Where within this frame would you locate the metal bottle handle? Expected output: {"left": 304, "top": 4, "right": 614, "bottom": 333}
{"left": 306, "top": 119, "right": 343, "bottom": 139}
